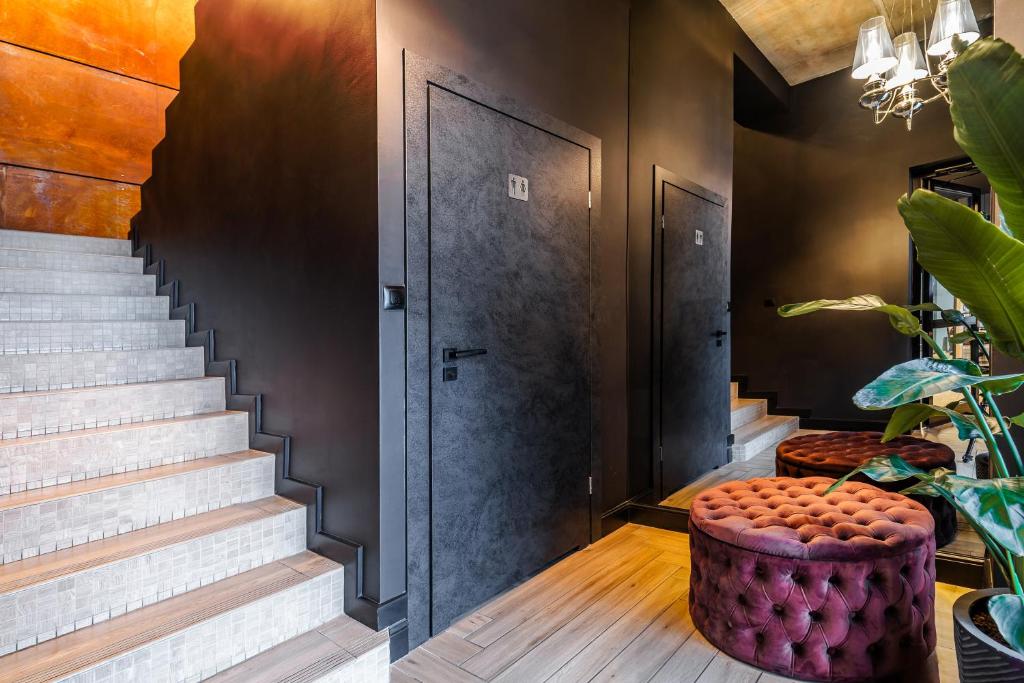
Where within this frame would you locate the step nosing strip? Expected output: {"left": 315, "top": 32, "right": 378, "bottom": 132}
{"left": 277, "top": 651, "right": 355, "bottom": 683}
{"left": 16, "top": 570, "right": 325, "bottom": 683}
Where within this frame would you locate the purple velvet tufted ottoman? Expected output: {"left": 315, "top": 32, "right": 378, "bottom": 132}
{"left": 689, "top": 477, "right": 937, "bottom": 682}
{"left": 776, "top": 431, "right": 957, "bottom": 547}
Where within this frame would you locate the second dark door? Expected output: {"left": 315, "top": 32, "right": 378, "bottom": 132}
{"left": 655, "top": 170, "right": 730, "bottom": 497}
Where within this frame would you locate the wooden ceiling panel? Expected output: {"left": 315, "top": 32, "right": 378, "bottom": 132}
{"left": 721, "top": 0, "right": 993, "bottom": 85}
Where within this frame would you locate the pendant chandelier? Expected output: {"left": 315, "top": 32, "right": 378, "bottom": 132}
{"left": 852, "top": 0, "right": 981, "bottom": 130}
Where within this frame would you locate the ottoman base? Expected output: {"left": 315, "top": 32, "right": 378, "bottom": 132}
{"left": 689, "top": 523, "right": 937, "bottom": 682}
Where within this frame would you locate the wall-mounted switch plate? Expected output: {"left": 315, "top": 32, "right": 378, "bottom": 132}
{"left": 382, "top": 285, "right": 406, "bottom": 310}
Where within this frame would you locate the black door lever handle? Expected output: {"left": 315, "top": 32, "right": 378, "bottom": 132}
{"left": 443, "top": 347, "right": 488, "bottom": 362}
{"left": 713, "top": 330, "right": 728, "bottom": 338}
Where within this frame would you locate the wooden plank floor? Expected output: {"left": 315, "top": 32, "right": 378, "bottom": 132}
{"left": 393, "top": 524, "right": 971, "bottom": 683}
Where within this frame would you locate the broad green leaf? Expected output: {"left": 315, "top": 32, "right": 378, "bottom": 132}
{"left": 1010, "top": 412, "right": 1024, "bottom": 428}
{"left": 882, "top": 402, "right": 987, "bottom": 442}
{"left": 948, "top": 38, "right": 1024, "bottom": 241}
{"left": 854, "top": 358, "right": 992, "bottom": 409}
{"left": 940, "top": 474, "right": 1024, "bottom": 556}
{"left": 899, "top": 189, "right": 1024, "bottom": 361}
{"left": 943, "top": 309, "right": 969, "bottom": 325}
{"left": 777, "top": 295, "right": 924, "bottom": 336}
{"left": 825, "top": 455, "right": 929, "bottom": 493}
{"left": 989, "top": 594, "right": 1024, "bottom": 655}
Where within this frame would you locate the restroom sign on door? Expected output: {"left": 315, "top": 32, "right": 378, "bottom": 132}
{"left": 509, "top": 174, "right": 529, "bottom": 201}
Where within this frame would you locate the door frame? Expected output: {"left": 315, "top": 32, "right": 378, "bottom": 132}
{"left": 403, "top": 52, "right": 603, "bottom": 646}
{"left": 650, "top": 165, "right": 728, "bottom": 500}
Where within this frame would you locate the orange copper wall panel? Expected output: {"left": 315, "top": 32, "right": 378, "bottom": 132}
{"left": 0, "top": 0, "right": 197, "bottom": 88}
{"left": 0, "top": 42, "right": 176, "bottom": 185}
{"left": 0, "top": 166, "right": 139, "bottom": 239}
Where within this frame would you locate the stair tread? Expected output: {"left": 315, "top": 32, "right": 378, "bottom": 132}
{"left": 207, "top": 614, "right": 388, "bottom": 683}
{"left": 0, "top": 450, "right": 270, "bottom": 511}
{"left": 0, "top": 230, "right": 130, "bottom": 256}
{"left": 733, "top": 414, "right": 799, "bottom": 442}
{"left": 730, "top": 397, "right": 764, "bottom": 410}
{"left": 0, "top": 551, "right": 338, "bottom": 683}
{"left": 0, "top": 495, "right": 301, "bottom": 595}
{"left": 0, "top": 409, "right": 245, "bottom": 449}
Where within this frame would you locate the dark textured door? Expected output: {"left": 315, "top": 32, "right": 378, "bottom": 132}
{"left": 428, "top": 86, "right": 592, "bottom": 631}
{"left": 658, "top": 177, "right": 730, "bottom": 496}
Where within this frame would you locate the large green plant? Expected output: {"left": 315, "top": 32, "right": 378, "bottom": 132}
{"left": 779, "top": 37, "right": 1024, "bottom": 653}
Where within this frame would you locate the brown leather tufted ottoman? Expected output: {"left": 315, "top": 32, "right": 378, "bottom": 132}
{"left": 689, "top": 477, "right": 937, "bottom": 683}
{"left": 776, "top": 431, "right": 957, "bottom": 547}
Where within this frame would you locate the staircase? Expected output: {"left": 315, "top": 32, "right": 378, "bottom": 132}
{"left": 730, "top": 382, "right": 799, "bottom": 461}
{"left": 0, "top": 229, "right": 388, "bottom": 682}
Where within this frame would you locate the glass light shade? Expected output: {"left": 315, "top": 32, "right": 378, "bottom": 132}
{"left": 886, "top": 32, "right": 929, "bottom": 90}
{"left": 852, "top": 16, "right": 898, "bottom": 79}
{"left": 928, "top": 0, "right": 980, "bottom": 56}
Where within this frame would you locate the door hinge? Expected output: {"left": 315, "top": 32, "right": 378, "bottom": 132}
{"left": 588, "top": 191, "right": 592, "bottom": 209}
{"left": 658, "top": 446, "right": 664, "bottom": 462}
{"left": 661, "top": 215, "right": 665, "bottom": 230}
{"left": 588, "top": 476, "right": 593, "bottom": 495}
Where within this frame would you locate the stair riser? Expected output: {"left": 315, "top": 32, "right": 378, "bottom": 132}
{"left": 0, "top": 231, "right": 130, "bottom": 257}
{"left": 0, "top": 320, "right": 184, "bottom": 354}
{"left": 0, "top": 377, "right": 225, "bottom": 440}
{"left": 0, "top": 270, "right": 154, "bottom": 296}
{"left": 0, "top": 347, "right": 203, "bottom": 397}
{"left": 732, "top": 419, "right": 799, "bottom": 461}
{"left": 0, "top": 412, "right": 248, "bottom": 495}
{"left": 314, "top": 649, "right": 391, "bottom": 683}
{"left": 0, "top": 250, "right": 142, "bottom": 275}
{"left": 730, "top": 402, "right": 766, "bottom": 431}
{"left": 0, "top": 294, "right": 169, "bottom": 322}
{"left": 59, "top": 566, "right": 344, "bottom": 683}
{"left": 0, "top": 506, "right": 306, "bottom": 655}
{"left": 730, "top": 383, "right": 739, "bottom": 401}
{"left": 0, "top": 455, "right": 274, "bottom": 565}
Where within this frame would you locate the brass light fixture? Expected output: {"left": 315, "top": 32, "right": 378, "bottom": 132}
{"left": 851, "top": 0, "right": 981, "bottom": 130}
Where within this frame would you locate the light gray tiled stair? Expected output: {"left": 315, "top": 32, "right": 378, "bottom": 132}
{"left": 730, "top": 398, "right": 767, "bottom": 431}
{"left": 0, "top": 450, "right": 274, "bottom": 565}
{"left": 0, "top": 376, "right": 224, "bottom": 439}
{"left": 731, "top": 414, "right": 799, "bottom": 461}
{"left": 0, "top": 319, "right": 185, "bottom": 354}
{"left": 0, "top": 410, "right": 249, "bottom": 495}
{"left": 0, "top": 294, "right": 169, "bottom": 322}
{"left": 0, "top": 249, "right": 143, "bottom": 274}
{"left": 0, "top": 551, "right": 345, "bottom": 683}
{"left": 208, "top": 613, "right": 390, "bottom": 683}
{"left": 0, "top": 346, "right": 203, "bottom": 395}
{"left": 0, "top": 496, "right": 306, "bottom": 655}
{"left": 0, "top": 230, "right": 131, "bottom": 257}
{"left": 0, "top": 268, "right": 154, "bottom": 296}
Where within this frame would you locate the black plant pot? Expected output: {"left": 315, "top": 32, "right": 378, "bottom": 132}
{"left": 954, "top": 588, "right": 1024, "bottom": 682}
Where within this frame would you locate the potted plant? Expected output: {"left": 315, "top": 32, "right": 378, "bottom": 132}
{"left": 778, "top": 37, "right": 1024, "bottom": 680}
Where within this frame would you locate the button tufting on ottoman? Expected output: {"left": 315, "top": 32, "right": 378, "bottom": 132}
{"left": 776, "top": 431, "right": 957, "bottom": 547}
{"left": 689, "top": 477, "right": 937, "bottom": 683}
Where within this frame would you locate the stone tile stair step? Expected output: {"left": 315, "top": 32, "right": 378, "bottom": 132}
{"left": 731, "top": 414, "right": 799, "bottom": 462}
{"left": 0, "top": 496, "right": 306, "bottom": 655}
{"left": 730, "top": 382, "right": 739, "bottom": 401}
{"left": 0, "top": 319, "right": 184, "bottom": 354}
{"left": 730, "top": 398, "right": 766, "bottom": 431}
{"left": 0, "top": 346, "right": 203, "bottom": 396}
{"left": 0, "top": 268, "right": 154, "bottom": 296}
{"left": 0, "top": 230, "right": 131, "bottom": 257}
{"left": 0, "top": 248, "right": 143, "bottom": 274}
{"left": 0, "top": 450, "right": 274, "bottom": 565}
{"left": 0, "top": 410, "right": 249, "bottom": 495}
{"left": 0, "top": 376, "right": 224, "bottom": 440}
{"left": 207, "top": 613, "right": 390, "bottom": 683}
{"left": 0, "top": 551, "right": 344, "bottom": 683}
{"left": 0, "top": 293, "right": 169, "bottom": 322}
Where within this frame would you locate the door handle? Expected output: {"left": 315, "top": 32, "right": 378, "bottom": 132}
{"left": 713, "top": 330, "right": 728, "bottom": 338}
{"left": 443, "top": 347, "right": 488, "bottom": 362}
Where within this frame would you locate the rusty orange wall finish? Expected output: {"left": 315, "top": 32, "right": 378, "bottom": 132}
{"left": 0, "top": 0, "right": 196, "bottom": 88}
{"left": 0, "top": 0, "right": 196, "bottom": 238}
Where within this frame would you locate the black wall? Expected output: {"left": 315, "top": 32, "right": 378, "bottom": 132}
{"left": 134, "top": 0, "right": 385, "bottom": 596}
{"left": 731, "top": 69, "right": 962, "bottom": 424}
